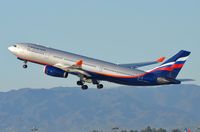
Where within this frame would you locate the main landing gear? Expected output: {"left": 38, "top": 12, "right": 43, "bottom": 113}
{"left": 77, "top": 80, "right": 88, "bottom": 90}
{"left": 81, "top": 85, "right": 88, "bottom": 90}
{"left": 97, "top": 84, "right": 103, "bottom": 89}
{"left": 77, "top": 80, "right": 103, "bottom": 90}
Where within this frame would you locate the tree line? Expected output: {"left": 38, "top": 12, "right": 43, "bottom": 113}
{"left": 92, "top": 126, "right": 183, "bottom": 132}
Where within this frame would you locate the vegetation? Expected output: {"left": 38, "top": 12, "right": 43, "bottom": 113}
{"left": 91, "top": 126, "right": 183, "bottom": 132}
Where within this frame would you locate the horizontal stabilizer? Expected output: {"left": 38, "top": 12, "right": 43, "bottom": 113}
{"left": 178, "top": 79, "right": 195, "bottom": 82}
{"left": 119, "top": 57, "right": 165, "bottom": 69}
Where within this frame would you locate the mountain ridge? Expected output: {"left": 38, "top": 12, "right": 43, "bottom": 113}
{"left": 0, "top": 84, "right": 199, "bottom": 132}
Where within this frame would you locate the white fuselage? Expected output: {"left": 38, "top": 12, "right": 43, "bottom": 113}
{"left": 8, "top": 43, "right": 145, "bottom": 80}
{"left": 8, "top": 43, "right": 191, "bottom": 89}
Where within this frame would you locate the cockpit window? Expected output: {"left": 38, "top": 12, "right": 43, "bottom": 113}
{"left": 13, "top": 45, "right": 17, "bottom": 47}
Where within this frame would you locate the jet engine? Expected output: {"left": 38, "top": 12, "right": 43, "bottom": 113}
{"left": 44, "top": 65, "right": 68, "bottom": 78}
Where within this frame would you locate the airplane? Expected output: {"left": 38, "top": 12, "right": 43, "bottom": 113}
{"left": 8, "top": 43, "right": 191, "bottom": 90}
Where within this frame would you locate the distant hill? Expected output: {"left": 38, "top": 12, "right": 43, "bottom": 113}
{"left": 0, "top": 84, "right": 200, "bottom": 132}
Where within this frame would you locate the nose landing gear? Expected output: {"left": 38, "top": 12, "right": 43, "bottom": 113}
{"left": 23, "top": 61, "right": 28, "bottom": 69}
{"left": 23, "top": 64, "right": 28, "bottom": 68}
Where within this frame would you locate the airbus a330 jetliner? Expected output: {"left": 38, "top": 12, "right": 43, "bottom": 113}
{"left": 8, "top": 43, "right": 191, "bottom": 90}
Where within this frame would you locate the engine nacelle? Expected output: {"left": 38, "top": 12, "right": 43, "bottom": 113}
{"left": 44, "top": 65, "right": 68, "bottom": 78}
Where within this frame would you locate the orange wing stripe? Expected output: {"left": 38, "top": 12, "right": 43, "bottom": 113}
{"left": 75, "top": 60, "right": 83, "bottom": 66}
{"left": 156, "top": 57, "right": 165, "bottom": 62}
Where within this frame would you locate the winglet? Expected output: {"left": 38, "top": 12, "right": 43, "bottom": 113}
{"left": 156, "top": 57, "right": 165, "bottom": 62}
{"left": 75, "top": 60, "right": 83, "bottom": 67}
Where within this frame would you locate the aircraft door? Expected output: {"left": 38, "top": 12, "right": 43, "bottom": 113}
{"left": 44, "top": 50, "right": 50, "bottom": 63}
{"left": 98, "top": 65, "right": 103, "bottom": 73}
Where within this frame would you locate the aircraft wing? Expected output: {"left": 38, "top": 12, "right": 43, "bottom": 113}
{"left": 118, "top": 57, "right": 165, "bottom": 69}
{"left": 53, "top": 60, "right": 92, "bottom": 77}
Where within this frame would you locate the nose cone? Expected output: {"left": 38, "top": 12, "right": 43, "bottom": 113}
{"left": 8, "top": 45, "right": 18, "bottom": 55}
{"left": 8, "top": 46, "right": 14, "bottom": 52}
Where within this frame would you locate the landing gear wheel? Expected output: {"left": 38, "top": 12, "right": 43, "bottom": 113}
{"left": 97, "top": 84, "right": 103, "bottom": 89}
{"left": 23, "top": 61, "right": 28, "bottom": 69}
{"left": 77, "top": 81, "right": 83, "bottom": 86}
{"left": 81, "top": 85, "right": 88, "bottom": 90}
{"left": 23, "top": 64, "right": 28, "bottom": 69}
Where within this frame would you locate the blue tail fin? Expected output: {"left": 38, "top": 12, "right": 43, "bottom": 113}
{"left": 150, "top": 50, "right": 191, "bottom": 79}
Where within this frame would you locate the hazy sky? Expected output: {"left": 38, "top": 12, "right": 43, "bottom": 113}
{"left": 0, "top": 0, "right": 199, "bottom": 91}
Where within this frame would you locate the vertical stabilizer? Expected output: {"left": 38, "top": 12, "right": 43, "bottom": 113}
{"left": 149, "top": 50, "right": 191, "bottom": 79}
